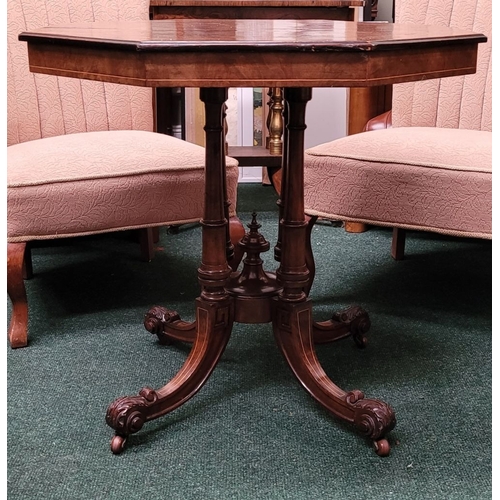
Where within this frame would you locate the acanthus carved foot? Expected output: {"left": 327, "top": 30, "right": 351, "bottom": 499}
{"left": 144, "top": 306, "right": 180, "bottom": 344}
{"left": 313, "top": 305, "right": 371, "bottom": 348}
{"left": 346, "top": 389, "right": 396, "bottom": 456}
{"left": 144, "top": 305, "right": 196, "bottom": 344}
{"left": 332, "top": 305, "right": 371, "bottom": 348}
{"left": 105, "top": 387, "right": 159, "bottom": 454}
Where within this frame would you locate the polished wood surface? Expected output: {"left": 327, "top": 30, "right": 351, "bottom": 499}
{"left": 150, "top": 0, "right": 362, "bottom": 6}
{"left": 227, "top": 146, "right": 282, "bottom": 167}
{"left": 20, "top": 20, "right": 484, "bottom": 88}
{"left": 20, "top": 19, "right": 485, "bottom": 457}
{"left": 151, "top": 0, "right": 360, "bottom": 20}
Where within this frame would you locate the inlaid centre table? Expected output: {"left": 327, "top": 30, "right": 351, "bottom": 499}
{"left": 19, "top": 19, "right": 486, "bottom": 456}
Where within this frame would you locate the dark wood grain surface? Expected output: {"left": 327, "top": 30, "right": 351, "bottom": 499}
{"left": 149, "top": 0, "right": 363, "bottom": 7}
{"left": 19, "top": 19, "right": 486, "bottom": 88}
{"left": 149, "top": 0, "right": 361, "bottom": 19}
{"left": 19, "top": 19, "right": 485, "bottom": 50}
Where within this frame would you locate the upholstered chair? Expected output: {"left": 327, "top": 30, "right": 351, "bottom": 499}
{"left": 303, "top": 0, "right": 491, "bottom": 260}
{"left": 7, "top": 0, "right": 242, "bottom": 348}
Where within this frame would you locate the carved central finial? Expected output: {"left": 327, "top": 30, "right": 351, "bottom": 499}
{"left": 239, "top": 212, "right": 270, "bottom": 253}
{"left": 249, "top": 211, "right": 260, "bottom": 231}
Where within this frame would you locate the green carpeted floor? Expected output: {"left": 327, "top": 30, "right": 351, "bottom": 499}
{"left": 7, "top": 184, "right": 491, "bottom": 499}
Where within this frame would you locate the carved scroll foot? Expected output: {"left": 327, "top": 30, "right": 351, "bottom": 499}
{"left": 144, "top": 305, "right": 196, "bottom": 344}
{"left": 313, "top": 305, "right": 371, "bottom": 348}
{"left": 106, "top": 387, "right": 158, "bottom": 454}
{"left": 273, "top": 299, "right": 395, "bottom": 456}
{"left": 107, "top": 297, "right": 234, "bottom": 453}
{"left": 345, "top": 389, "right": 396, "bottom": 456}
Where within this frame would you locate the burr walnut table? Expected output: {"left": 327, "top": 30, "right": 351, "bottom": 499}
{"left": 19, "top": 19, "right": 485, "bottom": 456}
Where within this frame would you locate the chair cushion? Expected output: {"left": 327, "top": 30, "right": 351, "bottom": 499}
{"left": 8, "top": 130, "right": 239, "bottom": 242}
{"left": 304, "top": 127, "right": 492, "bottom": 239}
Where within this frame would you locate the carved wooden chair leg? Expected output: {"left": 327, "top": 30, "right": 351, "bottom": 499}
{"left": 7, "top": 242, "right": 29, "bottom": 348}
{"left": 391, "top": 227, "right": 406, "bottom": 260}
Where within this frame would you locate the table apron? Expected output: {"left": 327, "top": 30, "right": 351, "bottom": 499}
{"left": 26, "top": 42, "right": 479, "bottom": 88}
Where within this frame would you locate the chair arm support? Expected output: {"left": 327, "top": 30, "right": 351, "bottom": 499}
{"left": 363, "top": 110, "right": 393, "bottom": 132}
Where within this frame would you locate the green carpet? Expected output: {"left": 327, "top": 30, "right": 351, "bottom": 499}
{"left": 7, "top": 184, "right": 492, "bottom": 499}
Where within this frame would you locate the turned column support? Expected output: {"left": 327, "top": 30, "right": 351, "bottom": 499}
{"left": 267, "top": 87, "right": 284, "bottom": 156}
{"left": 198, "top": 88, "right": 233, "bottom": 302}
{"left": 276, "top": 87, "right": 312, "bottom": 303}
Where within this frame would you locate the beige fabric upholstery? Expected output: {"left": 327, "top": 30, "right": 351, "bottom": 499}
{"left": 7, "top": 0, "right": 241, "bottom": 349}
{"left": 7, "top": 0, "right": 154, "bottom": 145}
{"left": 393, "top": 0, "right": 492, "bottom": 131}
{"left": 304, "top": 0, "right": 491, "bottom": 240}
{"left": 8, "top": 130, "right": 239, "bottom": 242}
{"left": 305, "top": 127, "right": 491, "bottom": 238}
{"left": 7, "top": 0, "right": 240, "bottom": 243}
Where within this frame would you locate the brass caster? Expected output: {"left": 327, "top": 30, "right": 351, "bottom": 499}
{"left": 373, "top": 438, "right": 391, "bottom": 457}
{"left": 110, "top": 434, "right": 127, "bottom": 455}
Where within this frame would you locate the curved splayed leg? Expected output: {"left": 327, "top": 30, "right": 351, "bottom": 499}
{"left": 107, "top": 88, "right": 236, "bottom": 454}
{"left": 313, "top": 305, "right": 371, "bottom": 348}
{"left": 273, "top": 299, "right": 395, "bottom": 455}
{"left": 274, "top": 87, "right": 395, "bottom": 455}
{"left": 305, "top": 217, "right": 370, "bottom": 348}
{"left": 107, "top": 297, "right": 233, "bottom": 454}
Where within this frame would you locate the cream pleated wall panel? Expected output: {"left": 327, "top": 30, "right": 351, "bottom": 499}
{"left": 7, "top": 0, "right": 154, "bottom": 147}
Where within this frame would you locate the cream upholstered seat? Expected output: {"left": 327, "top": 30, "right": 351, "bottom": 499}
{"left": 8, "top": 130, "right": 238, "bottom": 241}
{"left": 7, "top": 0, "right": 240, "bottom": 348}
{"left": 304, "top": 0, "right": 491, "bottom": 258}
